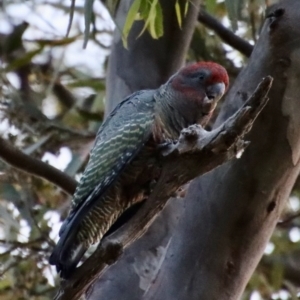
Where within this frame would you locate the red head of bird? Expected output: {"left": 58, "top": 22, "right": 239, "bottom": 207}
{"left": 159, "top": 61, "right": 229, "bottom": 129}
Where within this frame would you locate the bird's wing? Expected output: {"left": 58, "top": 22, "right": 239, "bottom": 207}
{"left": 59, "top": 89, "right": 156, "bottom": 237}
{"left": 49, "top": 90, "right": 157, "bottom": 277}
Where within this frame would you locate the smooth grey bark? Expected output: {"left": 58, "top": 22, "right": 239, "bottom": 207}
{"left": 89, "top": 0, "right": 300, "bottom": 299}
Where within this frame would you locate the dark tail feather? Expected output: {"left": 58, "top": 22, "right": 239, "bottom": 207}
{"left": 104, "top": 200, "right": 145, "bottom": 238}
{"left": 50, "top": 200, "right": 146, "bottom": 278}
{"left": 49, "top": 221, "right": 87, "bottom": 279}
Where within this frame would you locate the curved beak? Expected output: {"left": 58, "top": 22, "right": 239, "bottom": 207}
{"left": 206, "top": 82, "right": 226, "bottom": 102}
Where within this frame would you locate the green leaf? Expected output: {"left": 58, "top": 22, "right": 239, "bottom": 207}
{"left": 6, "top": 48, "right": 43, "bottom": 72}
{"left": 138, "top": 0, "right": 158, "bottom": 38}
{"left": 122, "top": 0, "right": 142, "bottom": 49}
{"left": 148, "top": 4, "right": 158, "bottom": 38}
{"left": 152, "top": 2, "right": 163, "bottom": 38}
{"left": 0, "top": 276, "right": 11, "bottom": 290}
{"left": 206, "top": 0, "right": 217, "bottom": 14}
{"left": 175, "top": 0, "right": 182, "bottom": 28}
{"left": 184, "top": 0, "right": 189, "bottom": 16}
{"left": 76, "top": 107, "right": 104, "bottom": 121}
{"left": 120, "top": 0, "right": 165, "bottom": 45}
{"left": 35, "top": 36, "right": 78, "bottom": 47}
{"left": 67, "top": 78, "right": 105, "bottom": 91}
{"left": 139, "top": 0, "right": 151, "bottom": 19}
{"left": 83, "top": 0, "right": 95, "bottom": 48}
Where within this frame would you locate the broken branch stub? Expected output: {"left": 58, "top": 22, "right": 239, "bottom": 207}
{"left": 163, "top": 76, "right": 272, "bottom": 158}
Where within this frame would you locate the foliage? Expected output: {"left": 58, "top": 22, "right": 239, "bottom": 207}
{"left": 0, "top": 0, "right": 299, "bottom": 299}
{"left": 122, "top": 0, "right": 164, "bottom": 48}
{"left": 0, "top": 1, "right": 110, "bottom": 298}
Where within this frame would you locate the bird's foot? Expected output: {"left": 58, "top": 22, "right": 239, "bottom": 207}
{"left": 158, "top": 139, "right": 177, "bottom": 156}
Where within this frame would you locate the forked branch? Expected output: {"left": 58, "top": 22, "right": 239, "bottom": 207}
{"left": 54, "top": 76, "right": 273, "bottom": 300}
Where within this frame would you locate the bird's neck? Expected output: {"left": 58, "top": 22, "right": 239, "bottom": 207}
{"left": 154, "top": 84, "right": 190, "bottom": 140}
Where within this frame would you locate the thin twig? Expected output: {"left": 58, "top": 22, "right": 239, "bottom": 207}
{"left": 198, "top": 9, "right": 254, "bottom": 57}
{"left": 277, "top": 211, "right": 300, "bottom": 228}
{"left": 0, "top": 137, "right": 77, "bottom": 195}
{"left": 0, "top": 237, "right": 43, "bottom": 246}
{"left": 0, "top": 237, "right": 46, "bottom": 258}
{"left": 66, "top": 0, "right": 76, "bottom": 37}
{"left": 52, "top": 82, "right": 76, "bottom": 109}
{"left": 44, "top": 122, "right": 96, "bottom": 138}
{"left": 28, "top": 209, "right": 56, "bottom": 247}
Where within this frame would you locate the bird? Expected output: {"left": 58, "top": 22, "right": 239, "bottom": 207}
{"left": 49, "top": 61, "right": 229, "bottom": 279}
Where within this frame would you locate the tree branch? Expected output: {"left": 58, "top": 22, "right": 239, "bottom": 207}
{"left": 0, "top": 137, "right": 77, "bottom": 195}
{"left": 53, "top": 82, "right": 76, "bottom": 109}
{"left": 53, "top": 76, "right": 273, "bottom": 300}
{"left": 198, "top": 10, "right": 254, "bottom": 57}
{"left": 277, "top": 211, "right": 300, "bottom": 228}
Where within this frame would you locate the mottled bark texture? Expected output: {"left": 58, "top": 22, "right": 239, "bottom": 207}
{"left": 89, "top": 0, "right": 300, "bottom": 299}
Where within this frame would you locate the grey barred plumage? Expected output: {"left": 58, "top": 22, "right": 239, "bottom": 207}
{"left": 49, "top": 62, "right": 229, "bottom": 279}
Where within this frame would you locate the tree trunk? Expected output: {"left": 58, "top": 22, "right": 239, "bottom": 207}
{"left": 88, "top": 0, "right": 300, "bottom": 299}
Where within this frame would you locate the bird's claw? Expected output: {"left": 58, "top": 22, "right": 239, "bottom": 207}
{"left": 157, "top": 139, "right": 176, "bottom": 150}
{"left": 158, "top": 139, "right": 178, "bottom": 156}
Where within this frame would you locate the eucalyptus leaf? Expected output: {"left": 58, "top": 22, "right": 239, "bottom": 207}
{"left": 67, "top": 79, "right": 106, "bottom": 91}
{"left": 138, "top": 0, "right": 158, "bottom": 38}
{"left": 206, "top": 0, "right": 217, "bottom": 14}
{"left": 83, "top": 0, "right": 95, "bottom": 48}
{"left": 122, "top": 0, "right": 142, "bottom": 48}
{"left": 175, "top": 0, "right": 182, "bottom": 28}
{"left": 139, "top": 0, "right": 151, "bottom": 19}
{"left": 184, "top": 0, "right": 189, "bottom": 16}
{"left": 6, "top": 48, "right": 43, "bottom": 72}
{"left": 153, "top": 2, "right": 163, "bottom": 38}
{"left": 66, "top": 0, "right": 76, "bottom": 37}
{"left": 34, "top": 36, "right": 77, "bottom": 47}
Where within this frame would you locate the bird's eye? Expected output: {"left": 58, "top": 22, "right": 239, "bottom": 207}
{"left": 199, "top": 74, "right": 205, "bottom": 81}
{"left": 207, "top": 94, "right": 215, "bottom": 100}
